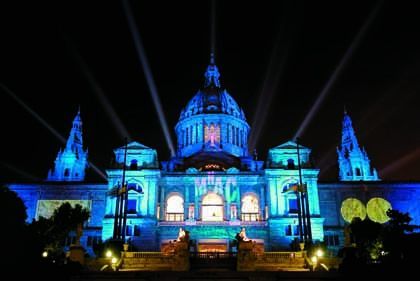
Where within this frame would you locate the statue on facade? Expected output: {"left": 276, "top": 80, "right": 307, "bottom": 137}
{"left": 176, "top": 227, "right": 189, "bottom": 242}
{"left": 236, "top": 227, "right": 251, "bottom": 242}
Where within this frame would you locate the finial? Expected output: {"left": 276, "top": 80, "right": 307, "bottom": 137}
{"left": 78, "top": 105, "right": 81, "bottom": 115}
{"left": 344, "top": 105, "right": 347, "bottom": 115}
{"left": 210, "top": 53, "right": 215, "bottom": 65}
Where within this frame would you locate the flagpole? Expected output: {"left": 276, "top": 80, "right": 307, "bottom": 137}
{"left": 296, "top": 137, "right": 312, "bottom": 243}
{"left": 120, "top": 137, "right": 129, "bottom": 241}
{"left": 113, "top": 181, "right": 121, "bottom": 239}
{"left": 296, "top": 137, "right": 307, "bottom": 242}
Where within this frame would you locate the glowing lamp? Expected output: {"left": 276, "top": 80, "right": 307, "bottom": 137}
{"left": 106, "top": 250, "right": 112, "bottom": 258}
{"left": 42, "top": 251, "right": 48, "bottom": 258}
{"left": 311, "top": 256, "right": 318, "bottom": 264}
{"left": 111, "top": 257, "right": 117, "bottom": 264}
{"left": 316, "top": 249, "right": 324, "bottom": 257}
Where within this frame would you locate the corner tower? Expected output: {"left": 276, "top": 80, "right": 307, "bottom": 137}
{"left": 337, "top": 110, "right": 379, "bottom": 181}
{"left": 47, "top": 109, "right": 88, "bottom": 181}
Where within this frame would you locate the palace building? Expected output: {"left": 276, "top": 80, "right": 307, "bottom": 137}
{"left": 8, "top": 56, "right": 420, "bottom": 254}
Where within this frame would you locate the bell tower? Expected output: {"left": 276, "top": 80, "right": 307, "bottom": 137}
{"left": 337, "top": 110, "right": 379, "bottom": 181}
{"left": 47, "top": 108, "right": 88, "bottom": 181}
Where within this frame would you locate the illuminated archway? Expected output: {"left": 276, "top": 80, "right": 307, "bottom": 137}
{"left": 202, "top": 193, "right": 224, "bottom": 221}
{"left": 241, "top": 194, "right": 259, "bottom": 221}
{"left": 340, "top": 198, "right": 366, "bottom": 223}
{"left": 166, "top": 194, "right": 184, "bottom": 221}
{"left": 367, "top": 197, "right": 392, "bottom": 223}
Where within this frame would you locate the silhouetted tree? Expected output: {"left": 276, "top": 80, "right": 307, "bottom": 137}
{"left": 0, "top": 185, "right": 27, "bottom": 267}
{"left": 382, "top": 209, "right": 414, "bottom": 263}
{"left": 29, "top": 202, "right": 90, "bottom": 261}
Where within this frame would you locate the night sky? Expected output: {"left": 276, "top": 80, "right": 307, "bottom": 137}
{"left": 1, "top": 1, "right": 419, "bottom": 183}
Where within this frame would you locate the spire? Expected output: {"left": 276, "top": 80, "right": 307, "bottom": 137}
{"left": 47, "top": 109, "right": 88, "bottom": 181}
{"left": 337, "top": 110, "right": 380, "bottom": 181}
{"left": 204, "top": 53, "right": 221, "bottom": 88}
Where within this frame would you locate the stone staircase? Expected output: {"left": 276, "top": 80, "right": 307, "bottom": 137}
{"left": 118, "top": 252, "right": 174, "bottom": 271}
{"left": 254, "top": 255, "right": 308, "bottom": 271}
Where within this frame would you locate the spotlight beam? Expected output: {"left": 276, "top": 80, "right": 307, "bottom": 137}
{"left": 380, "top": 148, "right": 420, "bottom": 177}
{"left": 249, "top": 44, "right": 290, "bottom": 152}
{"left": 211, "top": 0, "right": 216, "bottom": 55}
{"left": 1, "top": 84, "right": 107, "bottom": 180}
{"left": 122, "top": 0, "right": 176, "bottom": 157}
{"left": 0, "top": 161, "right": 40, "bottom": 181}
{"left": 1, "top": 83, "right": 66, "bottom": 144}
{"left": 65, "top": 38, "right": 132, "bottom": 142}
{"left": 293, "top": 1, "right": 383, "bottom": 140}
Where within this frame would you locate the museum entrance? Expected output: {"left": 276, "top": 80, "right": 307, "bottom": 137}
{"left": 190, "top": 239, "right": 236, "bottom": 270}
{"left": 197, "top": 239, "right": 228, "bottom": 253}
{"left": 201, "top": 193, "right": 224, "bottom": 221}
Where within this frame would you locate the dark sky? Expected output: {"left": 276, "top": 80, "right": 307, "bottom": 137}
{"left": 1, "top": 1, "right": 419, "bottom": 183}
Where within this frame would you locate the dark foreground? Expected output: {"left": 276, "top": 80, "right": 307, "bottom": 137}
{"left": 72, "top": 271, "right": 340, "bottom": 281}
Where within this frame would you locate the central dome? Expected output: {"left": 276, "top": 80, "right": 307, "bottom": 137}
{"left": 179, "top": 88, "right": 246, "bottom": 121}
{"left": 174, "top": 54, "right": 250, "bottom": 161}
{"left": 179, "top": 55, "right": 246, "bottom": 122}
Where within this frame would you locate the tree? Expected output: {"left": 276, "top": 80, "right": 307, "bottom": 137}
{"left": 382, "top": 209, "right": 414, "bottom": 263}
{"left": 0, "top": 185, "right": 28, "bottom": 266}
{"left": 29, "top": 202, "right": 90, "bottom": 260}
{"left": 347, "top": 217, "right": 382, "bottom": 263}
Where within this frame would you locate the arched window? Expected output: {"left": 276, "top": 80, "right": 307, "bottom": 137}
{"left": 64, "top": 168, "right": 70, "bottom": 177}
{"left": 241, "top": 194, "right": 260, "bottom": 221}
{"left": 355, "top": 168, "right": 361, "bottom": 176}
{"left": 130, "top": 160, "right": 138, "bottom": 170}
{"left": 204, "top": 124, "right": 220, "bottom": 147}
{"left": 166, "top": 194, "right": 184, "bottom": 221}
{"left": 127, "top": 183, "right": 143, "bottom": 193}
{"left": 287, "top": 159, "right": 295, "bottom": 169}
{"left": 202, "top": 193, "right": 224, "bottom": 221}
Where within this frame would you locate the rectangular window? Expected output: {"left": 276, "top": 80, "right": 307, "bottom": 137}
{"left": 285, "top": 225, "right": 292, "bottom": 236}
{"left": 324, "top": 234, "right": 340, "bottom": 246}
{"left": 288, "top": 198, "right": 299, "bottom": 213}
{"left": 127, "top": 199, "right": 137, "bottom": 214}
{"left": 134, "top": 225, "right": 140, "bottom": 236}
{"left": 293, "top": 225, "right": 300, "bottom": 236}
{"left": 285, "top": 225, "right": 299, "bottom": 236}
{"left": 126, "top": 225, "right": 133, "bottom": 236}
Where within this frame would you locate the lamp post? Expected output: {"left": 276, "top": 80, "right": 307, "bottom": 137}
{"left": 296, "top": 137, "right": 312, "bottom": 243}
{"left": 112, "top": 137, "right": 129, "bottom": 241}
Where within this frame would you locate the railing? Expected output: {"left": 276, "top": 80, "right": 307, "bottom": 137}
{"left": 190, "top": 252, "right": 237, "bottom": 259}
{"left": 124, "top": 251, "right": 173, "bottom": 258}
{"left": 158, "top": 220, "right": 267, "bottom": 226}
{"left": 254, "top": 251, "right": 304, "bottom": 265}
{"left": 241, "top": 213, "right": 261, "bottom": 222}
{"left": 165, "top": 213, "right": 184, "bottom": 221}
{"left": 262, "top": 252, "right": 301, "bottom": 259}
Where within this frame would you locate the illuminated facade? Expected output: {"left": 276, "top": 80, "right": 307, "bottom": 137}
{"left": 47, "top": 109, "right": 88, "bottom": 182}
{"left": 7, "top": 56, "right": 420, "bottom": 254}
{"left": 337, "top": 111, "right": 379, "bottom": 181}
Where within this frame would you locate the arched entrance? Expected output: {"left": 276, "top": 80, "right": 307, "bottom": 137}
{"left": 201, "top": 193, "right": 224, "bottom": 221}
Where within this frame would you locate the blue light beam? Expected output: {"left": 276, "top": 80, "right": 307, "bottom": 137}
{"left": 122, "top": 0, "right": 176, "bottom": 157}
{"left": 68, "top": 43, "right": 132, "bottom": 142}
{"left": 211, "top": 0, "right": 216, "bottom": 55}
{"left": 1, "top": 84, "right": 107, "bottom": 180}
{"left": 0, "top": 161, "right": 40, "bottom": 181}
{"left": 293, "top": 1, "right": 383, "bottom": 140}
